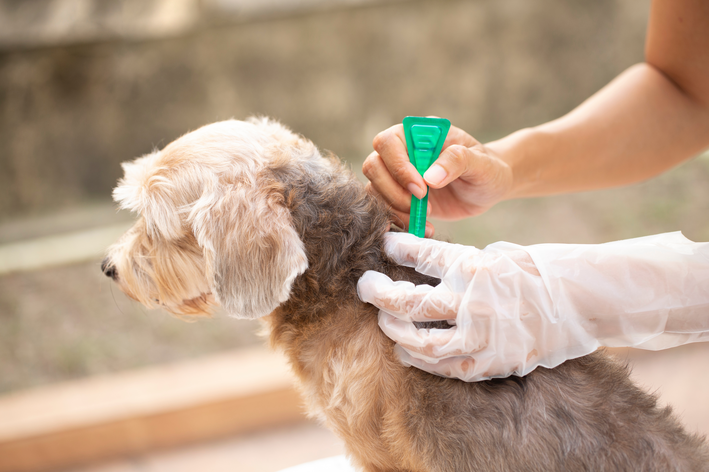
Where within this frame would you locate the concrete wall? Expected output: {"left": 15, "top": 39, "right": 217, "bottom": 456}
{"left": 0, "top": 0, "right": 650, "bottom": 219}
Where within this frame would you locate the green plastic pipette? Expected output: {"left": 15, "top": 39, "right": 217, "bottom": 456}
{"left": 403, "top": 116, "right": 451, "bottom": 238}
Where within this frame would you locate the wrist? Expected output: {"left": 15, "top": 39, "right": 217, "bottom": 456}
{"left": 484, "top": 127, "right": 545, "bottom": 200}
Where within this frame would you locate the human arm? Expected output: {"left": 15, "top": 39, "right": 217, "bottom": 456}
{"left": 358, "top": 232, "right": 709, "bottom": 381}
{"left": 362, "top": 0, "right": 709, "bottom": 233}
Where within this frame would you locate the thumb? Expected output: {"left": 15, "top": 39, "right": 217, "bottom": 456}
{"left": 424, "top": 144, "right": 497, "bottom": 189}
{"left": 422, "top": 144, "right": 474, "bottom": 188}
{"left": 384, "top": 232, "right": 476, "bottom": 279}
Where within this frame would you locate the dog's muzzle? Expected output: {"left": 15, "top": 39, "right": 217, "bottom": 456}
{"left": 101, "top": 257, "right": 117, "bottom": 280}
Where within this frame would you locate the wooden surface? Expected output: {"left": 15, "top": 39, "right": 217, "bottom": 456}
{"left": 3, "top": 343, "right": 707, "bottom": 472}
{"left": 68, "top": 344, "right": 709, "bottom": 472}
{"left": 0, "top": 347, "right": 306, "bottom": 472}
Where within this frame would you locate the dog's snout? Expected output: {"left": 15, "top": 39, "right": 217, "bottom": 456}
{"left": 101, "top": 257, "right": 117, "bottom": 280}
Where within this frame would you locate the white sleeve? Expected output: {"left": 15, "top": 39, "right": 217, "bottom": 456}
{"left": 523, "top": 232, "right": 709, "bottom": 351}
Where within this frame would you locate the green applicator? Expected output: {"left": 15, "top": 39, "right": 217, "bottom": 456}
{"left": 403, "top": 116, "right": 451, "bottom": 238}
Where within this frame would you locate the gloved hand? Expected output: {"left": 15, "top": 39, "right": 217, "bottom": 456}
{"left": 357, "top": 232, "right": 709, "bottom": 381}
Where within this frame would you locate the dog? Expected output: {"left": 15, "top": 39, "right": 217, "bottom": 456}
{"left": 103, "top": 118, "right": 709, "bottom": 471}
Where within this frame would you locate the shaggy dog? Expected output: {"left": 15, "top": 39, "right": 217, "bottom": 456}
{"left": 103, "top": 118, "right": 709, "bottom": 471}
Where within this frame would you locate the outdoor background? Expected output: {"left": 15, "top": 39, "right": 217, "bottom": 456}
{"left": 1, "top": 0, "right": 708, "bottom": 470}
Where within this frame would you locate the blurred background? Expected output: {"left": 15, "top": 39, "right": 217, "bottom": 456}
{"left": 1, "top": 0, "right": 708, "bottom": 471}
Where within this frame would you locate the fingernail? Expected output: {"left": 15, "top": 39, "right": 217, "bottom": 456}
{"left": 407, "top": 183, "right": 426, "bottom": 199}
{"left": 424, "top": 164, "right": 447, "bottom": 186}
{"left": 424, "top": 223, "right": 434, "bottom": 238}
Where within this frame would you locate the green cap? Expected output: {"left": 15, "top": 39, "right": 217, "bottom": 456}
{"left": 403, "top": 116, "right": 451, "bottom": 238}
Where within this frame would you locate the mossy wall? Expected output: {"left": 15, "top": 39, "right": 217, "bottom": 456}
{"left": 0, "top": 0, "right": 649, "bottom": 219}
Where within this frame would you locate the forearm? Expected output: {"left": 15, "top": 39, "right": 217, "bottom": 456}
{"left": 488, "top": 63, "right": 709, "bottom": 199}
{"left": 523, "top": 232, "right": 709, "bottom": 349}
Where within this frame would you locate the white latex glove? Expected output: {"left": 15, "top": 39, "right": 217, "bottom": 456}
{"left": 357, "top": 232, "right": 709, "bottom": 381}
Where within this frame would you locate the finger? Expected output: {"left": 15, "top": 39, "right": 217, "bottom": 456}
{"left": 363, "top": 153, "right": 415, "bottom": 214}
{"left": 425, "top": 221, "right": 435, "bottom": 238}
{"left": 379, "top": 311, "right": 488, "bottom": 358}
{"left": 365, "top": 185, "right": 435, "bottom": 237}
{"left": 395, "top": 347, "right": 489, "bottom": 381}
{"left": 359, "top": 271, "right": 455, "bottom": 321}
{"left": 423, "top": 144, "right": 475, "bottom": 189}
{"left": 383, "top": 232, "right": 476, "bottom": 279}
{"left": 395, "top": 347, "right": 521, "bottom": 382}
{"left": 440, "top": 125, "right": 480, "bottom": 150}
{"left": 396, "top": 221, "right": 435, "bottom": 239}
{"left": 357, "top": 271, "right": 422, "bottom": 319}
{"left": 397, "top": 343, "right": 525, "bottom": 381}
{"left": 391, "top": 209, "right": 436, "bottom": 239}
{"left": 401, "top": 333, "right": 541, "bottom": 381}
{"left": 389, "top": 207, "right": 410, "bottom": 230}
{"left": 425, "top": 143, "right": 509, "bottom": 195}
{"left": 379, "top": 311, "right": 457, "bottom": 350}
{"left": 420, "top": 125, "right": 479, "bottom": 189}
{"left": 372, "top": 125, "right": 428, "bottom": 200}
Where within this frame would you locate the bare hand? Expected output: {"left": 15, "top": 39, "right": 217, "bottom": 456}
{"left": 362, "top": 123, "right": 513, "bottom": 235}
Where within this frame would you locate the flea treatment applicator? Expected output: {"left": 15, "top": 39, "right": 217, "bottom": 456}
{"left": 403, "top": 116, "right": 451, "bottom": 238}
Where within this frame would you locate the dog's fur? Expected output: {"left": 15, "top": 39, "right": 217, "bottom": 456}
{"left": 104, "top": 118, "right": 709, "bottom": 471}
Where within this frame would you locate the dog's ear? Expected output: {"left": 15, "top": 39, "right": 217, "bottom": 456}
{"left": 189, "top": 175, "right": 308, "bottom": 319}
{"left": 113, "top": 152, "right": 186, "bottom": 239}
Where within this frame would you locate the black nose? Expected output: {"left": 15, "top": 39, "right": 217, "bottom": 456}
{"left": 101, "top": 258, "right": 117, "bottom": 280}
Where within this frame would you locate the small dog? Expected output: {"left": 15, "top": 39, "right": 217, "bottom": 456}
{"left": 103, "top": 118, "right": 709, "bottom": 471}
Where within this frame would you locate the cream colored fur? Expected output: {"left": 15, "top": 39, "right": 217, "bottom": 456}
{"left": 108, "top": 118, "right": 311, "bottom": 318}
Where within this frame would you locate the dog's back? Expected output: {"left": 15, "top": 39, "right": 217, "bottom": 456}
{"left": 266, "top": 144, "right": 709, "bottom": 471}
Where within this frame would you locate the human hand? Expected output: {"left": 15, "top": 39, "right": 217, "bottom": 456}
{"left": 358, "top": 232, "right": 590, "bottom": 381}
{"left": 357, "top": 232, "right": 709, "bottom": 382}
{"left": 362, "top": 122, "right": 513, "bottom": 235}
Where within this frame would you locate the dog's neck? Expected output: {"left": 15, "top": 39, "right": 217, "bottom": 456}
{"left": 275, "top": 159, "right": 392, "bottom": 321}
{"left": 265, "top": 156, "right": 439, "bottom": 371}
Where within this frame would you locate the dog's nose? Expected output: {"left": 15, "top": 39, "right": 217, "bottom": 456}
{"left": 101, "top": 258, "right": 117, "bottom": 280}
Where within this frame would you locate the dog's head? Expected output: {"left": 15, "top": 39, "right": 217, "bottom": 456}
{"left": 102, "top": 118, "right": 319, "bottom": 319}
